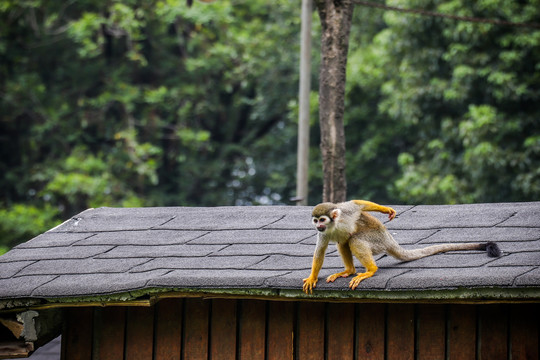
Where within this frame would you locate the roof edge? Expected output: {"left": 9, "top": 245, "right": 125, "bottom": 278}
{"left": 158, "top": 287, "right": 540, "bottom": 303}
{"left": 2, "top": 286, "right": 540, "bottom": 312}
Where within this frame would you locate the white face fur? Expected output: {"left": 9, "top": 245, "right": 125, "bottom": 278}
{"left": 312, "top": 209, "right": 341, "bottom": 232}
{"left": 312, "top": 215, "right": 331, "bottom": 232}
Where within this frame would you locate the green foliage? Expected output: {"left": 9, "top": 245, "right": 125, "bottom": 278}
{"left": 344, "top": 0, "right": 540, "bottom": 204}
{"left": 0, "top": 204, "right": 60, "bottom": 249}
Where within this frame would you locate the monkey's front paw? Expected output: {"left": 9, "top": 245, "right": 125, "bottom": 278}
{"left": 302, "top": 277, "right": 318, "bottom": 294}
{"left": 387, "top": 207, "right": 396, "bottom": 221}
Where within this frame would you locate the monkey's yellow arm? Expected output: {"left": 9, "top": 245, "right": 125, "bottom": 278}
{"left": 352, "top": 200, "right": 396, "bottom": 220}
{"left": 303, "top": 240, "right": 328, "bottom": 294}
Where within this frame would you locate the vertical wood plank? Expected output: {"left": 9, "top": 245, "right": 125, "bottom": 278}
{"left": 327, "top": 302, "right": 354, "bottom": 360}
{"left": 183, "top": 298, "right": 210, "bottom": 360}
{"left": 210, "top": 299, "right": 237, "bottom": 360}
{"left": 125, "top": 306, "right": 155, "bottom": 360}
{"left": 238, "top": 300, "right": 266, "bottom": 360}
{"left": 155, "top": 298, "right": 183, "bottom": 360}
{"left": 448, "top": 305, "right": 476, "bottom": 360}
{"left": 510, "top": 303, "right": 539, "bottom": 360}
{"left": 95, "top": 307, "right": 126, "bottom": 360}
{"left": 267, "top": 301, "right": 294, "bottom": 360}
{"left": 62, "top": 307, "right": 93, "bottom": 360}
{"left": 416, "top": 304, "right": 445, "bottom": 360}
{"left": 386, "top": 304, "right": 414, "bottom": 360}
{"left": 356, "top": 303, "right": 385, "bottom": 360}
{"left": 297, "top": 301, "right": 325, "bottom": 360}
{"left": 478, "top": 304, "right": 508, "bottom": 360}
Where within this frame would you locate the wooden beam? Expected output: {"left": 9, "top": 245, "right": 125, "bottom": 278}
{"left": 0, "top": 318, "right": 24, "bottom": 339}
{"left": 2, "top": 299, "right": 152, "bottom": 313}
{"left": 0, "top": 341, "right": 34, "bottom": 359}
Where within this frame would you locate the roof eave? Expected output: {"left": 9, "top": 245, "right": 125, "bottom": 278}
{"left": 2, "top": 286, "right": 539, "bottom": 313}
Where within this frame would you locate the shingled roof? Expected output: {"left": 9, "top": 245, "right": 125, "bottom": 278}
{"left": 0, "top": 202, "right": 539, "bottom": 308}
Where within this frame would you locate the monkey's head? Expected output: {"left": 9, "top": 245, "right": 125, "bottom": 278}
{"left": 312, "top": 202, "right": 341, "bottom": 232}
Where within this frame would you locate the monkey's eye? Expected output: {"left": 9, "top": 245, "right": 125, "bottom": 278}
{"left": 313, "top": 216, "right": 329, "bottom": 225}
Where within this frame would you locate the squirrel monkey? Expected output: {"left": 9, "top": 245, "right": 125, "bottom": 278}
{"left": 302, "top": 200, "right": 501, "bottom": 294}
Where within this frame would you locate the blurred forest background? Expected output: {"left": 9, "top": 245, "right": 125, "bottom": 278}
{"left": 1, "top": 0, "right": 539, "bottom": 252}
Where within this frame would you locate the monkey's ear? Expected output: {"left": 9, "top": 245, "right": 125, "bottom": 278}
{"left": 330, "top": 209, "right": 341, "bottom": 220}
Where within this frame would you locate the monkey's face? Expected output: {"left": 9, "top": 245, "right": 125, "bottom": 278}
{"left": 312, "top": 208, "right": 341, "bottom": 232}
{"left": 312, "top": 215, "right": 332, "bottom": 232}
{"left": 312, "top": 203, "right": 342, "bottom": 233}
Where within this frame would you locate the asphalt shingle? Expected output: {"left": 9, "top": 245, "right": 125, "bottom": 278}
{"left": 95, "top": 244, "right": 226, "bottom": 258}
{"left": 148, "top": 269, "right": 291, "bottom": 288}
{"left": 32, "top": 270, "right": 169, "bottom": 297}
{"left": 74, "top": 230, "right": 208, "bottom": 246}
{"left": 0, "top": 276, "right": 59, "bottom": 298}
{"left": 0, "top": 203, "right": 538, "bottom": 304}
{"left": 385, "top": 266, "right": 532, "bottom": 289}
{"left": 15, "top": 232, "right": 93, "bottom": 248}
{"left": 387, "top": 203, "right": 516, "bottom": 229}
{"left": 418, "top": 227, "right": 540, "bottom": 243}
{"left": 385, "top": 229, "right": 439, "bottom": 245}
{"left": 0, "top": 246, "right": 113, "bottom": 262}
{"left": 130, "top": 255, "right": 267, "bottom": 272}
{"left": 16, "top": 258, "right": 152, "bottom": 276}
{"left": 190, "top": 229, "right": 315, "bottom": 244}
{"left": 0, "top": 261, "right": 35, "bottom": 279}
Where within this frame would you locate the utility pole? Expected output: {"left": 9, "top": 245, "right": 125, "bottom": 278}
{"left": 295, "top": 0, "right": 312, "bottom": 206}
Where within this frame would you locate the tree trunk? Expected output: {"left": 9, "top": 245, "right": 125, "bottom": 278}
{"left": 315, "top": 0, "right": 353, "bottom": 203}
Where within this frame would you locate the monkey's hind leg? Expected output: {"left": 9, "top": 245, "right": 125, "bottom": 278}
{"left": 326, "top": 242, "right": 356, "bottom": 283}
{"left": 349, "top": 244, "right": 378, "bottom": 290}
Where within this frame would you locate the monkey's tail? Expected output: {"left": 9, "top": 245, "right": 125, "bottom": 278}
{"left": 388, "top": 241, "right": 501, "bottom": 261}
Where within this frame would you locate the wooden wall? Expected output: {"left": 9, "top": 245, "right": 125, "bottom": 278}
{"left": 61, "top": 299, "right": 539, "bottom": 360}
